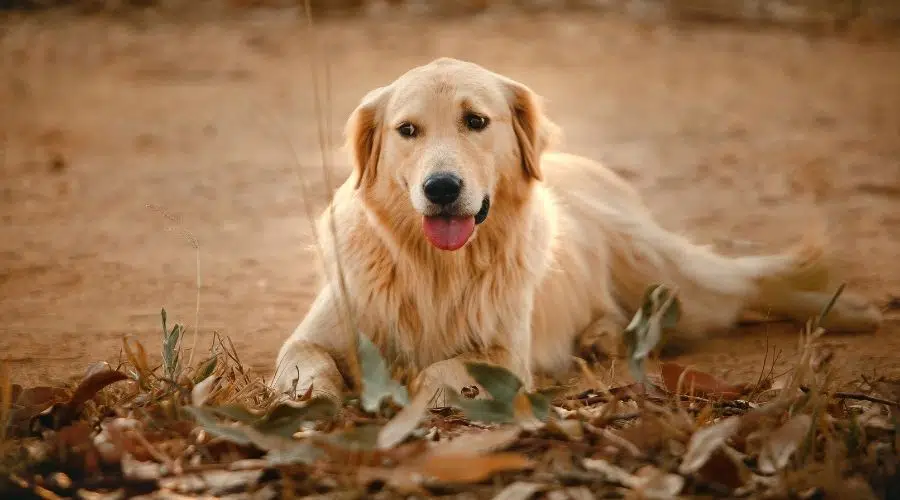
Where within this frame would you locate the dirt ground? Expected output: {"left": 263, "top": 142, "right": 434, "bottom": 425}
{"left": 1, "top": 10, "right": 899, "bottom": 392}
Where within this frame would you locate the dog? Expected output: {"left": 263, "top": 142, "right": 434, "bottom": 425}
{"left": 271, "top": 57, "right": 883, "bottom": 405}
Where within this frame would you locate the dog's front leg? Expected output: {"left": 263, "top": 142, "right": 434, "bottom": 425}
{"left": 271, "top": 286, "right": 353, "bottom": 401}
{"left": 411, "top": 302, "right": 535, "bottom": 408}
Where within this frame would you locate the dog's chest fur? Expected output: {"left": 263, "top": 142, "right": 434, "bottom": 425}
{"left": 339, "top": 196, "right": 548, "bottom": 372}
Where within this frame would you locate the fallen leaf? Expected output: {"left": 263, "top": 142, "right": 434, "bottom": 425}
{"left": 324, "top": 423, "right": 382, "bottom": 451}
{"left": 432, "top": 426, "right": 522, "bottom": 456}
{"left": 121, "top": 455, "right": 163, "bottom": 480}
{"left": 637, "top": 467, "right": 685, "bottom": 499}
{"left": 159, "top": 474, "right": 206, "bottom": 494}
{"left": 660, "top": 362, "right": 745, "bottom": 399}
{"left": 7, "top": 386, "right": 70, "bottom": 435}
{"left": 264, "top": 440, "right": 323, "bottom": 466}
{"left": 679, "top": 416, "right": 741, "bottom": 474}
{"left": 697, "top": 447, "right": 750, "bottom": 490}
{"left": 448, "top": 390, "right": 516, "bottom": 424}
{"left": 414, "top": 452, "right": 534, "bottom": 484}
{"left": 377, "top": 387, "right": 431, "bottom": 449}
{"left": 357, "top": 333, "right": 409, "bottom": 413}
{"left": 465, "top": 362, "right": 523, "bottom": 403}
{"left": 547, "top": 487, "right": 594, "bottom": 500}
{"left": 70, "top": 369, "right": 129, "bottom": 409}
{"left": 757, "top": 414, "right": 813, "bottom": 474}
{"left": 200, "top": 469, "right": 263, "bottom": 496}
{"left": 544, "top": 418, "right": 584, "bottom": 441}
{"left": 254, "top": 396, "right": 337, "bottom": 437}
{"left": 583, "top": 458, "right": 640, "bottom": 488}
{"left": 492, "top": 481, "right": 545, "bottom": 500}
{"left": 191, "top": 375, "right": 218, "bottom": 407}
{"left": 185, "top": 406, "right": 256, "bottom": 447}
{"left": 93, "top": 417, "right": 149, "bottom": 464}
{"left": 623, "top": 284, "right": 681, "bottom": 383}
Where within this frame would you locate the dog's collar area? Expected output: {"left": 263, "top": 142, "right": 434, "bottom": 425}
{"left": 474, "top": 196, "right": 490, "bottom": 225}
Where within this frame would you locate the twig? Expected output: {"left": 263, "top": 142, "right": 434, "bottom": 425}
{"left": 800, "top": 386, "right": 899, "bottom": 407}
{"left": 302, "top": 0, "right": 362, "bottom": 385}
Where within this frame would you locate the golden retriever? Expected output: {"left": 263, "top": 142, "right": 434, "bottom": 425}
{"left": 271, "top": 57, "right": 882, "bottom": 404}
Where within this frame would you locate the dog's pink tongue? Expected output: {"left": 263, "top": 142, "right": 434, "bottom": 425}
{"left": 422, "top": 216, "right": 475, "bottom": 251}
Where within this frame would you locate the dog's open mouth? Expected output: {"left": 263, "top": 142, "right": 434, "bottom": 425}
{"left": 422, "top": 197, "right": 490, "bottom": 251}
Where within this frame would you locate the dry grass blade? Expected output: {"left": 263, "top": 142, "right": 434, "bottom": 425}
{"left": 301, "top": 0, "right": 361, "bottom": 386}
{"left": 145, "top": 204, "right": 202, "bottom": 371}
{"left": 0, "top": 363, "right": 12, "bottom": 442}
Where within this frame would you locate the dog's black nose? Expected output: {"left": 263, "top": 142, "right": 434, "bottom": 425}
{"left": 423, "top": 172, "right": 462, "bottom": 205}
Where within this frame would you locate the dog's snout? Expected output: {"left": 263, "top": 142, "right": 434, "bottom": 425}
{"left": 423, "top": 172, "right": 462, "bottom": 205}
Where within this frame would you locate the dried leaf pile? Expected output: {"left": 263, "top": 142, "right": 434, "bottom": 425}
{"left": 2, "top": 289, "right": 899, "bottom": 499}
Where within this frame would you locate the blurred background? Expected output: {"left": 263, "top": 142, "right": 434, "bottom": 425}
{"left": 1, "top": 0, "right": 898, "bottom": 389}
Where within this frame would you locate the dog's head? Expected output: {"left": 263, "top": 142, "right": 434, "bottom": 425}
{"left": 346, "top": 57, "right": 559, "bottom": 252}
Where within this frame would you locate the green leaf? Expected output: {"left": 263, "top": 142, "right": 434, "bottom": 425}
{"left": 447, "top": 389, "right": 516, "bottom": 424}
{"left": 464, "top": 362, "right": 523, "bottom": 404}
{"left": 207, "top": 404, "right": 263, "bottom": 424}
{"left": 193, "top": 356, "right": 218, "bottom": 383}
{"left": 184, "top": 406, "right": 254, "bottom": 446}
{"left": 161, "top": 308, "right": 183, "bottom": 380}
{"left": 255, "top": 397, "right": 338, "bottom": 437}
{"left": 357, "top": 333, "right": 409, "bottom": 413}
{"left": 324, "top": 424, "right": 382, "bottom": 451}
{"left": 264, "top": 441, "right": 323, "bottom": 465}
{"left": 623, "top": 284, "right": 681, "bottom": 383}
{"left": 185, "top": 405, "right": 325, "bottom": 464}
{"left": 526, "top": 393, "right": 551, "bottom": 422}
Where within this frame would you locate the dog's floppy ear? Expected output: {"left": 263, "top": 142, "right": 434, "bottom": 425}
{"left": 346, "top": 85, "right": 392, "bottom": 189}
{"left": 501, "top": 77, "right": 560, "bottom": 182}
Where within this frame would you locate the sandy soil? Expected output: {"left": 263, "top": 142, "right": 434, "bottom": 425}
{"left": 1, "top": 10, "right": 899, "bottom": 392}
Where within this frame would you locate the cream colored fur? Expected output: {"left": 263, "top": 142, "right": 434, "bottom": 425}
{"left": 271, "top": 58, "right": 882, "bottom": 405}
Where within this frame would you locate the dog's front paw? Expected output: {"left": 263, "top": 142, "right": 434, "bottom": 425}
{"left": 410, "top": 358, "right": 486, "bottom": 409}
{"left": 577, "top": 318, "right": 626, "bottom": 362}
{"left": 270, "top": 342, "right": 345, "bottom": 402}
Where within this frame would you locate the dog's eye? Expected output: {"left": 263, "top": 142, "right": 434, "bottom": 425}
{"left": 464, "top": 113, "right": 489, "bottom": 132}
{"left": 397, "top": 122, "right": 418, "bottom": 138}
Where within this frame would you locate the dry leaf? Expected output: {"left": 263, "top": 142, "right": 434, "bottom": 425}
{"left": 583, "top": 458, "right": 640, "bottom": 488}
{"left": 633, "top": 465, "right": 685, "bottom": 499}
{"left": 191, "top": 375, "right": 218, "bottom": 407}
{"left": 696, "top": 448, "right": 748, "bottom": 490}
{"left": 200, "top": 469, "right": 264, "bottom": 496}
{"left": 757, "top": 414, "right": 813, "bottom": 474}
{"left": 430, "top": 426, "right": 521, "bottom": 456}
{"left": 546, "top": 487, "right": 594, "bottom": 500}
{"left": 377, "top": 388, "right": 431, "bottom": 450}
{"left": 679, "top": 416, "right": 741, "bottom": 474}
{"left": 65, "top": 369, "right": 129, "bottom": 413}
{"left": 492, "top": 481, "right": 545, "bottom": 500}
{"left": 358, "top": 333, "right": 409, "bottom": 413}
{"left": 414, "top": 452, "right": 534, "bottom": 484}
{"left": 544, "top": 418, "right": 584, "bottom": 441}
{"left": 660, "top": 362, "right": 744, "bottom": 399}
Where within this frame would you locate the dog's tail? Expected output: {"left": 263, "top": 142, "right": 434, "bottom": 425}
{"left": 602, "top": 211, "right": 832, "bottom": 337}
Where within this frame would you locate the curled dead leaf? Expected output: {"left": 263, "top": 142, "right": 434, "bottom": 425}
{"left": 492, "top": 481, "right": 545, "bottom": 500}
{"left": 377, "top": 387, "right": 431, "bottom": 449}
{"left": 679, "top": 416, "right": 741, "bottom": 474}
{"left": 757, "top": 414, "right": 813, "bottom": 474}
{"left": 430, "top": 426, "right": 522, "bottom": 456}
{"left": 660, "top": 362, "right": 745, "bottom": 399}
{"left": 415, "top": 452, "right": 534, "bottom": 484}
